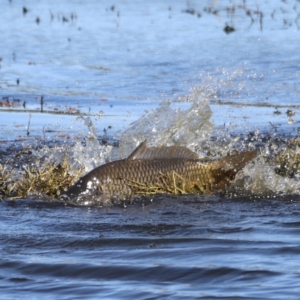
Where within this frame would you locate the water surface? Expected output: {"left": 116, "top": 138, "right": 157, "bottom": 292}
{"left": 1, "top": 195, "right": 300, "bottom": 299}
{"left": 1, "top": 0, "right": 300, "bottom": 299}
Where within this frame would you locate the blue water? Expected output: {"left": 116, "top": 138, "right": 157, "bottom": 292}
{"left": 1, "top": 0, "right": 299, "bottom": 143}
{"left": 1, "top": 0, "right": 300, "bottom": 299}
{"left": 2, "top": 196, "right": 300, "bottom": 299}
{"left": 1, "top": 0, "right": 299, "bottom": 105}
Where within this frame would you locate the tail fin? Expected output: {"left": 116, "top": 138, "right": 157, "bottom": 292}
{"left": 218, "top": 150, "right": 257, "bottom": 172}
{"left": 211, "top": 150, "right": 257, "bottom": 188}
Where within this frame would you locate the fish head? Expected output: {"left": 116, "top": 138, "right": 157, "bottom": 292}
{"left": 60, "top": 175, "right": 103, "bottom": 203}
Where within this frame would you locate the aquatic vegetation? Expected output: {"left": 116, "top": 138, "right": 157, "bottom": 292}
{"left": 128, "top": 171, "right": 217, "bottom": 196}
{"left": 1, "top": 135, "right": 300, "bottom": 202}
{"left": 16, "top": 158, "right": 83, "bottom": 198}
{"left": 0, "top": 157, "right": 83, "bottom": 199}
{"left": 275, "top": 137, "right": 300, "bottom": 178}
{"left": 0, "top": 160, "right": 16, "bottom": 199}
{"left": 184, "top": 0, "right": 300, "bottom": 32}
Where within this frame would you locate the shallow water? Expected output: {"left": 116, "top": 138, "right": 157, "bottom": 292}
{"left": 1, "top": 0, "right": 300, "bottom": 299}
{"left": 2, "top": 195, "right": 300, "bottom": 299}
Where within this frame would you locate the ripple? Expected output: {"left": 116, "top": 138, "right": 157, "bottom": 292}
{"left": 207, "top": 227, "right": 253, "bottom": 234}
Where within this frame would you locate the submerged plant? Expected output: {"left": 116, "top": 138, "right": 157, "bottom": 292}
{"left": 0, "top": 157, "right": 83, "bottom": 199}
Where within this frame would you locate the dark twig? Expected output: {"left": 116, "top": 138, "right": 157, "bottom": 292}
{"left": 27, "top": 113, "right": 31, "bottom": 136}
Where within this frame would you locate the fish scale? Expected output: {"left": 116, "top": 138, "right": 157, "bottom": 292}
{"left": 63, "top": 141, "right": 257, "bottom": 203}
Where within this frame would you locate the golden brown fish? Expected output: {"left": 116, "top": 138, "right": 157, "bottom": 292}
{"left": 62, "top": 141, "right": 256, "bottom": 204}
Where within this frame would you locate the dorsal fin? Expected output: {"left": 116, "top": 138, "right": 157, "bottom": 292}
{"left": 127, "top": 141, "right": 199, "bottom": 160}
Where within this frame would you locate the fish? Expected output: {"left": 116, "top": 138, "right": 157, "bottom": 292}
{"left": 61, "top": 141, "right": 257, "bottom": 204}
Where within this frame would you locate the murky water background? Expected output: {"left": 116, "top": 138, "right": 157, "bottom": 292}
{"left": 1, "top": 0, "right": 300, "bottom": 299}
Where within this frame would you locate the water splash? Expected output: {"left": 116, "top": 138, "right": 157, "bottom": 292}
{"left": 230, "top": 156, "right": 300, "bottom": 196}
{"left": 7, "top": 82, "right": 300, "bottom": 201}
{"left": 71, "top": 116, "right": 113, "bottom": 172}
{"left": 119, "top": 87, "right": 214, "bottom": 158}
{"left": 31, "top": 116, "right": 113, "bottom": 174}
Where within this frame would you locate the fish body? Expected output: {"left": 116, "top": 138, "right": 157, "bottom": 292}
{"left": 63, "top": 141, "right": 257, "bottom": 203}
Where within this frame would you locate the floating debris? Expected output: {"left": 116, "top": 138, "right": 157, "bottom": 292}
{"left": 66, "top": 107, "right": 80, "bottom": 114}
{"left": 182, "top": 8, "right": 201, "bottom": 18}
{"left": 224, "top": 25, "right": 235, "bottom": 34}
{"left": 0, "top": 98, "right": 15, "bottom": 107}
{"left": 286, "top": 109, "right": 296, "bottom": 117}
{"left": 274, "top": 107, "right": 281, "bottom": 115}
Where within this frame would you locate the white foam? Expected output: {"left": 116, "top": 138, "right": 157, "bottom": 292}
{"left": 235, "top": 157, "right": 300, "bottom": 195}
{"left": 119, "top": 87, "right": 213, "bottom": 158}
